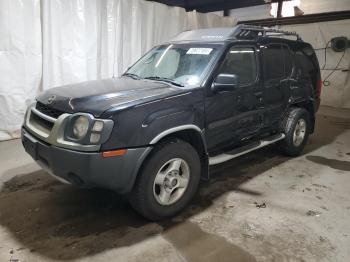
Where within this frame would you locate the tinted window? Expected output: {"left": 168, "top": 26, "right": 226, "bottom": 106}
{"left": 295, "top": 50, "right": 319, "bottom": 88}
{"left": 295, "top": 51, "right": 316, "bottom": 77}
{"left": 263, "top": 44, "right": 284, "bottom": 80}
{"left": 282, "top": 45, "right": 293, "bottom": 77}
{"left": 218, "top": 47, "right": 257, "bottom": 85}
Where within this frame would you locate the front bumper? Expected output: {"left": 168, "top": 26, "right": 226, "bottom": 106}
{"left": 22, "top": 128, "right": 151, "bottom": 193}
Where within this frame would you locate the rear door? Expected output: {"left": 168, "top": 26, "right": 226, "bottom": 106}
{"left": 293, "top": 48, "right": 320, "bottom": 100}
{"left": 205, "top": 44, "right": 263, "bottom": 151}
{"left": 261, "top": 42, "right": 292, "bottom": 129}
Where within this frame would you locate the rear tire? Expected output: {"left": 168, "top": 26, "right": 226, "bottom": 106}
{"left": 279, "top": 108, "right": 310, "bottom": 156}
{"left": 128, "top": 139, "right": 201, "bottom": 221}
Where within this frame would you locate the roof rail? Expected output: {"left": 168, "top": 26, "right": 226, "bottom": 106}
{"left": 233, "top": 24, "right": 302, "bottom": 41}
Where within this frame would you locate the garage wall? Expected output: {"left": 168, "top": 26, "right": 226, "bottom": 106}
{"left": 281, "top": 19, "right": 350, "bottom": 109}
{"left": 229, "top": 4, "right": 272, "bottom": 21}
{"left": 299, "top": 0, "right": 350, "bottom": 15}
{"left": 229, "top": 0, "right": 350, "bottom": 21}
{"left": 0, "top": 0, "right": 236, "bottom": 141}
{"left": 0, "top": 0, "right": 42, "bottom": 141}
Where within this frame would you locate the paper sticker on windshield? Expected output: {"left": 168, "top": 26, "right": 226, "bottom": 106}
{"left": 186, "top": 48, "right": 213, "bottom": 55}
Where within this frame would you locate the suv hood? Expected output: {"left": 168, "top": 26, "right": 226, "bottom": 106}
{"left": 36, "top": 77, "right": 184, "bottom": 117}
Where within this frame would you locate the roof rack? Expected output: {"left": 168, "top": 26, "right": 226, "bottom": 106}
{"left": 233, "top": 24, "right": 302, "bottom": 41}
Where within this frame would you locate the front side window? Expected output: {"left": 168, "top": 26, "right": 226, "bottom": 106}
{"left": 126, "top": 44, "right": 220, "bottom": 87}
{"left": 218, "top": 47, "right": 257, "bottom": 86}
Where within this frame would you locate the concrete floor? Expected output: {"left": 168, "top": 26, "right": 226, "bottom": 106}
{"left": 0, "top": 106, "right": 349, "bottom": 262}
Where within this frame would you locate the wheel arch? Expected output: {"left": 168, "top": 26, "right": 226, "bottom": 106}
{"left": 152, "top": 125, "right": 209, "bottom": 179}
{"left": 148, "top": 125, "right": 200, "bottom": 143}
{"left": 137, "top": 125, "right": 209, "bottom": 185}
{"left": 289, "top": 99, "right": 316, "bottom": 133}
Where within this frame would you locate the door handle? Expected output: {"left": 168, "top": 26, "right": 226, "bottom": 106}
{"left": 254, "top": 91, "right": 263, "bottom": 102}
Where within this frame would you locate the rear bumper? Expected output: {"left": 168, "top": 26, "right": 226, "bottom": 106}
{"left": 21, "top": 128, "right": 151, "bottom": 193}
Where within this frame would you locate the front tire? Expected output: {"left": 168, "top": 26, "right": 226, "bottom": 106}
{"left": 128, "top": 139, "right": 201, "bottom": 221}
{"left": 280, "top": 108, "right": 310, "bottom": 156}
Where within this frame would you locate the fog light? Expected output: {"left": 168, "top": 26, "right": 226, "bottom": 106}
{"left": 90, "top": 133, "right": 101, "bottom": 143}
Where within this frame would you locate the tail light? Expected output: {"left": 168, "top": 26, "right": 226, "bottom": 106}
{"left": 316, "top": 79, "right": 322, "bottom": 97}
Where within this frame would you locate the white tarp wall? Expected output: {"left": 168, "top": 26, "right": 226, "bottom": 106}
{"left": 0, "top": 0, "right": 42, "bottom": 141}
{"left": 0, "top": 0, "right": 236, "bottom": 141}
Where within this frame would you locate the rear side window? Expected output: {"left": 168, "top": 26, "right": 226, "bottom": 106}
{"left": 218, "top": 47, "right": 257, "bottom": 86}
{"left": 282, "top": 45, "right": 293, "bottom": 77}
{"left": 262, "top": 44, "right": 285, "bottom": 80}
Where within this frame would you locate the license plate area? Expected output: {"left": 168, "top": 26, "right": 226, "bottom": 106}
{"left": 22, "top": 132, "right": 38, "bottom": 160}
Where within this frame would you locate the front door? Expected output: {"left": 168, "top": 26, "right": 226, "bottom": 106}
{"left": 205, "top": 45, "right": 264, "bottom": 152}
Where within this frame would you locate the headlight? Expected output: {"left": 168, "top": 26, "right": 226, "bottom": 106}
{"left": 92, "top": 121, "right": 104, "bottom": 132}
{"left": 73, "top": 116, "right": 89, "bottom": 139}
{"left": 64, "top": 113, "right": 114, "bottom": 146}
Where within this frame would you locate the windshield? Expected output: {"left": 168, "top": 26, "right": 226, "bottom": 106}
{"left": 125, "top": 44, "right": 220, "bottom": 87}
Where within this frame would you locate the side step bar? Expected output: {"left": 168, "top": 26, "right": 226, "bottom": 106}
{"left": 209, "top": 133, "right": 286, "bottom": 166}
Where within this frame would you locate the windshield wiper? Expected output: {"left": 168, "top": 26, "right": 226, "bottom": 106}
{"left": 143, "top": 76, "right": 184, "bottom": 87}
{"left": 122, "top": 73, "right": 141, "bottom": 80}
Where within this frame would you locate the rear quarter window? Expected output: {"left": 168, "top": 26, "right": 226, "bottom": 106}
{"left": 295, "top": 51, "right": 317, "bottom": 79}
{"left": 295, "top": 48, "right": 320, "bottom": 94}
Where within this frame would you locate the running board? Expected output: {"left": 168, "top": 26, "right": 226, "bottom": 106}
{"left": 209, "top": 133, "right": 285, "bottom": 166}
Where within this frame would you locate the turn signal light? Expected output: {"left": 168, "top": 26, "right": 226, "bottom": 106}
{"left": 102, "top": 149, "right": 127, "bottom": 158}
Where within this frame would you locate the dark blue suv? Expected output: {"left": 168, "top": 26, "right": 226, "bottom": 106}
{"left": 22, "top": 25, "right": 321, "bottom": 220}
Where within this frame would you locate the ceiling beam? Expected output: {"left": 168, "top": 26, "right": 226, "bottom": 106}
{"left": 238, "top": 10, "right": 350, "bottom": 26}
{"left": 146, "top": 0, "right": 290, "bottom": 13}
{"left": 276, "top": 0, "right": 283, "bottom": 18}
{"left": 189, "top": 0, "right": 287, "bottom": 13}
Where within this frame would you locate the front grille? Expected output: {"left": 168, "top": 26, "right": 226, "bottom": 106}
{"left": 30, "top": 112, "right": 54, "bottom": 133}
{"left": 36, "top": 102, "right": 64, "bottom": 119}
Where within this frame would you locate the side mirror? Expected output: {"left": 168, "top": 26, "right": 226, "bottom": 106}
{"left": 212, "top": 73, "right": 239, "bottom": 93}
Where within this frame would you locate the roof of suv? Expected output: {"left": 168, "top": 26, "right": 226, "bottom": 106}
{"left": 170, "top": 27, "right": 237, "bottom": 42}
{"left": 170, "top": 24, "right": 303, "bottom": 44}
